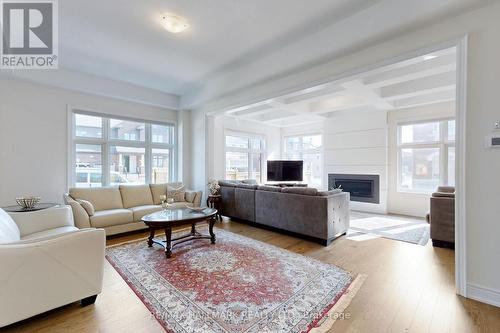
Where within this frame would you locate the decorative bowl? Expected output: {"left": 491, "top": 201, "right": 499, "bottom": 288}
{"left": 16, "top": 196, "right": 41, "bottom": 209}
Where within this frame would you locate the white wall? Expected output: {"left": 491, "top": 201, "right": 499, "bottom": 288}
{"left": 0, "top": 78, "right": 179, "bottom": 206}
{"left": 207, "top": 116, "right": 281, "bottom": 182}
{"left": 189, "top": 3, "right": 500, "bottom": 304}
{"left": 387, "top": 102, "right": 456, "bottom": 217}
{"left": 324, "top": 109, "right": 389, "bottom": 214}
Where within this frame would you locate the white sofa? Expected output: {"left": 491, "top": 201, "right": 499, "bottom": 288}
{"left": 0, "top": 206, "right": 105, "bottom": 328}
{"left": 64, "top": 183, "right": 202, "bottom": 236}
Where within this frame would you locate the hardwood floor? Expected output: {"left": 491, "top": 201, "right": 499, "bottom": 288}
{"left": 3, "top": 219, "right": 500, "bottom": 333}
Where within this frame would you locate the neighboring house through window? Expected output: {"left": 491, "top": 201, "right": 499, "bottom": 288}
{"left": 70, "top": 111, "right": 175, "bottom": 188}
{"left": 225, "top": 131, "right": 266, "bottom": 182}
{"left": 398, "top": 119, "right": 455, "bottom": 192}
{"left": 283, "top": 134, "right": 323, "bottom": 188}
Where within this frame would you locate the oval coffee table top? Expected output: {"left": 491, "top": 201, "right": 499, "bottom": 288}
{"left": 142, "top": 207, "right": 217, "bottom": 224}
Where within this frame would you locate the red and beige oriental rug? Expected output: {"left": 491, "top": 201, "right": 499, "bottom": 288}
{"left": 106, "top": 229, "right": 364, "bottom": 333}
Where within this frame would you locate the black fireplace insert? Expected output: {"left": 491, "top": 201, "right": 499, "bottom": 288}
{"left": 328, "top": 174, "right": 380, "bottom": 204}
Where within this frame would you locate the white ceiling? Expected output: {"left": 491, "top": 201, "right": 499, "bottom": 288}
{"left": 221, "top": 47, "right": 457, "bottom": 127}
{"left": 59, "top": 0, "right": 376, "bottom": 95}
{"left": 55, "top": 0, "right": 491, "bottom": 100}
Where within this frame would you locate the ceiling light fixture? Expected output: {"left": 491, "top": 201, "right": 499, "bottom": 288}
{"left": 160, "top": 13, "right": 189, "bottom": 33}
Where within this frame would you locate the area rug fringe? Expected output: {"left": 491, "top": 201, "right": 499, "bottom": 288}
{"left": 310, "top": 274, "right": 367, "bottom": 333}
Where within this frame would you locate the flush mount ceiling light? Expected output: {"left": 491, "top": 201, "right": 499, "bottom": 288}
{"left": 160, "top": 13, "right": 189, "bottom": 33}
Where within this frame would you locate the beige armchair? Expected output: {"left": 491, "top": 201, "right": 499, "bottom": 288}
{"left": 0, "top": 206, "right": 105, "bottom": 327}
{"left": 426, "top": 186, "right": 455, "bottom": 249}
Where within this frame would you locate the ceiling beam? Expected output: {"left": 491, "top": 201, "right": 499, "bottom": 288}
{"left": 392, "top": 89, "right": 455, "bottom": 109}
{"left": 364, "top": 54, "right": 456, "bottom": 88}
{"left": 340, "top": 80, "right": 394, "bottom": 110}
{"left": 380, "top": 71, "right": 456, "bottom": 100}
{"left": 224, "top": 100, "right": 271, "bottom": 115}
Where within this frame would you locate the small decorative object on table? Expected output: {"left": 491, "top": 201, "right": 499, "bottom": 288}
{"left": 15, "top": 196, "right": 41, "bottom": 210}
{"left": 207, "top": 178, "right": 220, "bottom": 195}
{"left": 160, "top": 195, "right": 174, "bottom": 210}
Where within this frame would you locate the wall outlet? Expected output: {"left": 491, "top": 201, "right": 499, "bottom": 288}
{"left": 495, "top": 121, "right": 500, "bottom": 130}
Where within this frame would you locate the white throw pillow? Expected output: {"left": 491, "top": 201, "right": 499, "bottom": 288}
{"left": 77, "top": 199, "right": 95, "bottom": 216}
{"left": 167, "top": 184, "right": 185, "bottom": 202}
{"left": 0, "top": 208, "right": 21, "bottom": 244}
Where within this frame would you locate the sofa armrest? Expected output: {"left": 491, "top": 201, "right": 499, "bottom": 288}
{"left": 185, "top": 190, "right": 203, "bottom": 207}
{"left": 64, "top": 194, "right": 91, "bottom": 229}
{"left": 9, "top": 206, "right": 75, "bottom": 237}
{"left": 0, "top": 228, "right": 105, "bottom": 327}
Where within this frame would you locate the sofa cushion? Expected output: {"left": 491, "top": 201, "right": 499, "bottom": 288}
{"left": 281, "top": 187, "right": 318, "bottom": 196}
{"left": 317, "top": 189, "right": 343, "bottom": 196}
{"left": 76, "top": 199, "right": 95, "bottom": 216}
{"left": 21, "top": 226, "right": 79, "bottom": 241}
{"left": 69, "top": 187, "right": 124, "bottom": 211}
{"left": 241, "top": 179, "right": 258, "bottom": 185}
{"left": 167, "top": 184, "right": 185, "bottom": 202}
{"left": 150, "top": 183, "right": 168, "bottom": 205}
{"left": 130, "top": 205, "right": 163, "bottom": 221}
{"left": 432, "top": 192, "right": 455, "bottom": 198}
{"left": 236, "top": 183, "right": 258, "bottom": 190}
{"left": 437, "top": 186, "right": 455, "bottom": 193}
{"left": 257, "top": 185, "right": 282, "bottom": 192}
{"left": 218, "top": 180, "right": 238, "bottom": 187}
{"left": 90, "top": 209, "right": 133, "bottom": 228}
{"left": 119, "top": 185, "right": 154, "bottom": 208}
{"left": 0, "top": 209, "right": 20, "bottom": 244}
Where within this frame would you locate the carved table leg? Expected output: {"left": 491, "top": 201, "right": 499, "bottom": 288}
{"left": 165, "top": 227, "right": 172, "bottom": 258}
{"left": 209, "top": 217, "right": 216, "bottom": 244}
{"left": 147, "top": 228, "right": 155, "bottom": 247}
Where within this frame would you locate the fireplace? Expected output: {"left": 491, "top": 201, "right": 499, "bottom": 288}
{"left": 328, "top": 174, "right": 380, "bottom": 204}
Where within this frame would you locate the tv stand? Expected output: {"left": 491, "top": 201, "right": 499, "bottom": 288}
{"left": 265, "top": 182, "right": 308, "bottom": 188}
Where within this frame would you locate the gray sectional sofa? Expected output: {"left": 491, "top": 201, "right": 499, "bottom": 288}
{"left": 218, "top": 181, "right": 350, "bottom": 245}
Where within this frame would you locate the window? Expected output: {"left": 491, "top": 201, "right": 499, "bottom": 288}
{"left": 225, "top": 132, "right": 265, "bottom": 182}
{"left": 71, "top": 112, "right": 175, "bottom": 188}
{"left": 283, "top": 134, "right": 323, "bottom": 188}
{"left": 398, "top": 119, "right": 455, "bottom": 192}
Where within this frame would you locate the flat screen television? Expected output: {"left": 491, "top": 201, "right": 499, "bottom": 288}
{"left": 267, "top": 160, "right": 303, "bottom": 181}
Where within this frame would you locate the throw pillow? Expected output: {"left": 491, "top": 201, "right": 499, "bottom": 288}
{"left": 167, "top": 184, "right": 186, "bottom": 202}
{"left": 77, "top": 199, "right": 95, "bottom": 216}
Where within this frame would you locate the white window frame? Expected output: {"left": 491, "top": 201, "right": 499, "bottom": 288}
{"left": 68, "top": 109, "right": 176, "bottom": 187}
{"left": 224, "top": 130, "right": 266, "bottom": 182}
{"left": 282, "top": 133, "right": 323, "bottom": 188}
{"left": 397, "top": 118, "right": 455, "bottom": 194}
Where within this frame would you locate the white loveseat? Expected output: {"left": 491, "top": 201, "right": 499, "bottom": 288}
{"left": 0, "top": 206, "right": 105, "bottom": 328}
{"left": 64, "top": 183, "right": 202, "bottom": 236}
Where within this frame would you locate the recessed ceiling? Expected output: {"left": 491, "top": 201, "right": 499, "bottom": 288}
{"left": 221, "top": 47, "right": 457, "bottom": 127}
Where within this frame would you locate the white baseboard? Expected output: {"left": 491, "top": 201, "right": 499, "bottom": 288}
{"left": 467, "top": 283, "right": 500, "bottom": 308}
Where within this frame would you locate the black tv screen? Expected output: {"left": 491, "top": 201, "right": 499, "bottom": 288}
{"left": 267, "top": 160, "right": 303, "bottom": 181}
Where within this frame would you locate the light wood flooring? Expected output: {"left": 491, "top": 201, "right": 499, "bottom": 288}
{"left": 3, "top": 218, "right": 500, "bottom": 333}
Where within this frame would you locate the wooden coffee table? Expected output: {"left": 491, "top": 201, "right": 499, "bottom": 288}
{"left": 141, "top": 208, "right": 218, "bottom": 258}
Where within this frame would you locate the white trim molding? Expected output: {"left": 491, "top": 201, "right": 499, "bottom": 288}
{"left": 455, "top": 35, "right": 468, "bottom": 297}
{"left": 467, "top": 284, "right": 500, "bottom": 308}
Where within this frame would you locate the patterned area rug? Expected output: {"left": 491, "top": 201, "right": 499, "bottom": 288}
{"left": 347, "top": 216, "right": 430, "bottom": 246}
{"left": 107, "top": 229, "right": 364, "bottom": 333}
